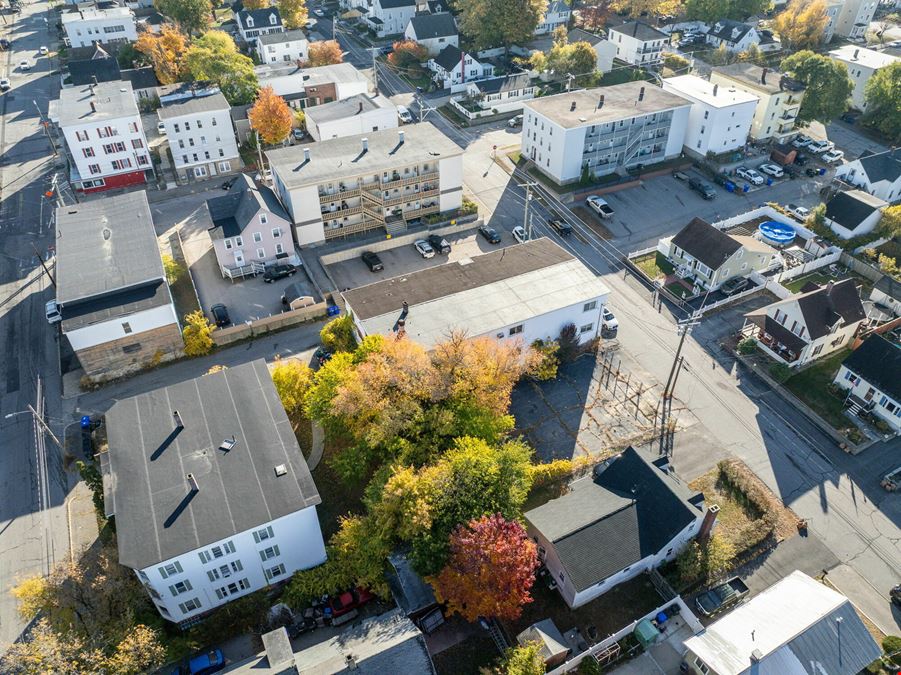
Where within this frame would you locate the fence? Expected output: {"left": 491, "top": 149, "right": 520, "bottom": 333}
{"left": 774, "top": 248, "right": 842, "bottom": 283}
{"left": 839, "top": 251, "right": 884, "bottom": 283}
{"left": 712, "top": 205, "right": 817, "bottom": 241}
{"left": 749, "top": 270, "right": 791, "bottom": 299}
{"left": 448, "top": 96, "right": 529, "bottom": 120}
{"left": 211, "top": 302, "right": 329, "bottom": 346}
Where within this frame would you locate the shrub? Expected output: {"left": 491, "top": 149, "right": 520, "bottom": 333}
{"left": 557, "top": 323, "right": 580, "bottom": 363}
{"left": 76, "top": 460, "right": 106, "bottom": 521}
{"left": 769, "top": 362, "right": 792, "bottom": 383}
{"left": 320, "top": 314, "right": 357, "bottom": 353}
{"left": 883, "top": 635, "right": 901, "bottom": 667}
{"left": 499, "top": 642, "right": 545, "bottom": 675}
{"left": 460, "top": 197, "right": 478, "bottom": 215}
{"left": 182, "top": 310, "right": 214, "bottom": 356}
{"left": 162, "top": 254, "right": 186, "bottom": 283}
{"left": 676, "top": 532, "right": 737, "bottom": 585}
{"left": 527, "top": 456, "right": 593, "bottom": 486}
{"left": 737, "top": 338, "right": 757, "bottom": 355}
{"left": 530, "top": 338, "right": 559, "bottom": 380}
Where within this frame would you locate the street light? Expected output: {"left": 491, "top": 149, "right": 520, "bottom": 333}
{"left": 5, "top": 406, "right": 63, "bottom": 449}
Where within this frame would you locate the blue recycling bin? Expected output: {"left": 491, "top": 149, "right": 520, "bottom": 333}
{"left": 767, "top": 177, "right": 774, "bottom": 186}
{"left": 742, "top": 183, "right": 750, "bottom": 193}
{"left": 326, "top": 305, "right": 341, "bottom": 317}
{"left": 80, "top": 415, "right": 91, "bottom": 429}
{"left": 725, "top": 181, "right": 735, "bottom": 192}
{"left": 819, "top": 167, "right": 826, "bottom": 176}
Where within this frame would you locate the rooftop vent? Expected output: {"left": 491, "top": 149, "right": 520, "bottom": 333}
{"left": 597, "top": 94, "right": 605, "bottom": 109}
{"left": 89, "top": 99, "right": 98, "bottom": 113}
{"left": 219, "top": 435, "right": 237, "bottom": 452}
{"left": 303, "top": 147, "right": 311, "bottom": 162}
{"left": 173, "top": 410, "right": 183, "bottom": 429}
{"left": 274, "top": 464, "right": 288, "bottom": 477}
{"left": 361, "top": 137, "right": 369, "bottom": 152}
{"left": 102, "top": 227, "right": 111, "bottom": 241}
{"left": 187, "top": 473, "right": 199, "bottom": 492}
{"left": 578, "top": 116, "right": 587, "bottom": 122}
{"left": 570, "top": 101, "right": 576, "bottom": 111}
{"left": 712, "top": 83, "right": 719, "bottom": 96}
{"left": 760, "top": 67, "right": 768, "bottom": 84}
{"left": 638, "top": 86, "right": 645, "bottom": 101}
{"left": 398, "top": 130, "right": 405, "bottom": 144}
{"left": 853, "top": 49, "right": 859, "bottom": 59}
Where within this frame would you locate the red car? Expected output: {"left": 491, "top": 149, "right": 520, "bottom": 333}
{"left": 329, "top": 587, "right": 376, "bottom": 617}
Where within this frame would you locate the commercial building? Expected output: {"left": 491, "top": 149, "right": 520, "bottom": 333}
{"left": 833, "top": 0, "right": 879, "bottom": 40}
{"left": 520, "top": 83, "right": 691, "bottom": 185}
{"left": 341, "top": 237, "right": 611, "bottom": 349}
{"left": 836, "top": 148, "right": 901, "bottom": 203}
{"left": 834, "top": 335, "right": 901, "bottom": 433}
{"left": 101, "top": 360, "right": 327, "bottom": 626}
{"left": 829, "top": 46, "right": 900, "bottom": 110}
{"left": 236, "top": 7, "right": 284, "bottom": 44}
{"left": 608, "top": 21, "right": 669, "bottom": 65}
{"left": 662, "top": 75, "right": 758, "bottom": 157}
{"left": 50, "top": 80, "right": 152, "bottom": 193}
{"left": 404, "top": 12, "right": 458, "bottom": 56}
{"left": 709, "top": 64, "right": 805, "bottom": 142}
{"left": 303, "top": 93, "right": 398, "bottom": 141}
{"left": 823, "top": 189, "right": 886, "bottom": 240}
{"left": 267, "top": 124, "right": 463, "bottom": 245}
{"left": 158, "top": 91, "right": 241, "bottom": 183}
{"left": 255, "top": 29, "right": 309, "bottom": 65}
{"left": 53, "top": 192, "right": 182, "bottom": 380}
{"left": 61, "top": 5, "right": 137, "bottom": 48}
{"left": 683, "top": 571, "right": 880, "bottom": 675}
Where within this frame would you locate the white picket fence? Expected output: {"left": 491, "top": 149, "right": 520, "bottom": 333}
{"left": 774, "top": 248, "right": 842, "bottom": 283}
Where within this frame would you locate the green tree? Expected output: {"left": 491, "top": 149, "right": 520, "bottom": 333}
{"left": 780, "top": 51, "right": 853, "bottom": 123}
{"left": 456, "top": 0, "right": 549, "bottom": 53}
{"left": 182, "top": 309, "right": 215, "bottom": 356}
{"left": 772, "top": 0, "right": 828, "bottom": 50}
{"left": 155, "top": 0, "right": 212, "bottom": 34}
{"left": 530, "top": 338, "right": 559, "bottom": 380}
{"left": 878, "top": 205, "right": 901, "bottom": 239}
{"left": 548, "top": 40, "right": 598, "bottom": 78}
{"left": 863, "top": 61, "right": 901, "bottom": 143}
{"left": 498, "top": 641, "right": 546, "bottom": 675}
{"left": 183, "top": 31, "right": 259, "bottom": 105}
{"left": 320, "top": 313, "right": 358, "bottom": 353}
{"left": 162, "top": 253, "right": 185, "bottom": 283}
{"left": 279, "top": 0, "right": 309, "bottom": 29}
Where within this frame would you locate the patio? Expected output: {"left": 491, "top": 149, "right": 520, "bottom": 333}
{"left": 607, "top": 615, "right": 695, "bottom": 675}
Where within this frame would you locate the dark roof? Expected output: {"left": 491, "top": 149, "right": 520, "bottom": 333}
{"left": 795, "top": 279, "right": 867, "bottom": 339}
{"left": 159, "top": 91, "right": 231, "bottom": 118}
{"left": 121, "top": 66, "right": 160, "bottom": 90}
{"left": 61, "top": 280, "right": 172, "bottom": 332}
{"left": 525, "top": 447, "right": 702, "bottom": 592}
{"left": 825, "top": 190, "right": 886, "bottom": 232}
{"left": 433, "top": 44, "right": 464, "bottom": 72}
{"left": 67, "top": 56, "right": 121, "bottom": 85}
{"left": 609, "top": 21, "right": 667, "bottom": 42}
{"left": 842, "top": 335, "right": 901, "bottom": 402}
{"left": 874, "top": 273, "right": 900, "bottom": 300}
{"left": 206, "top": 174, "right": 289, "bottom": 239}
{"left": 257, "top": 28, "right": 307, "bottom": 45}
{"left": 343, "top": 237, "right": 574, "bottom": 321}
{"left": 670, "top": 217, "right": 741, "bottom": 270}
{"left": 748, "top": 314, "right": 808, "bottom": 353}
{"left": 707, "top": 19, "right": 753, "bottom": 44}
{"left": 408, "top": 11, "right": 456, "bottom": 39}
{"left": 857, "top": 148, "right": 901, "bottom": 185}
{"left": 568, "top": 28, "right": 604, "bottom": 46}
{"left": 473, "top": 73, "right": 532, "bottom": 94}
{"left": 379, "top": 0, "right": 415, "bottom": 8}
{"left": 387, "top": 550, "right": 439, "bottom": 616}
{"left": 237, "top": 7, "right": 282, "bottom": 27}
{"left": 144, "top": 11, "right": 166, "bottom": 25}
{"left": 55, "top": 191, "right": 163, "bottom": 307}
{"left": 231, "top": 102, "right": 252, "bottom": 122}
{"left": 105, "top": 360, "right": 321, "bottom": 569}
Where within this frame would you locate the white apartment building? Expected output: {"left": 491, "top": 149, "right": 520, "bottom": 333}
{"left": 266, "top": 123, "right": 463, "bottom": 245}
{"left": 521, "top": 83, "right": 691, "bottom": 185}
{"left": 823, "top": 0, "right": 842, "bottom": 42}
{"left": 236, "top": 7, "right": 284, "bottom": 44}
{"left": 304, "top": 94, "right": 398, "bottom": 141}
{"left": 61, "top": 5, "right": 137, "bottom": 48}
{"left": 834, "top": 0, "right": 878, "bottom": 40}
{"left": 102, "top": 360, "right": 327, "bottom": 627}
{"left": 535, "top": 0, "right": 571, "bottom": 35}
{"left": 256, "top": 29, "right": 309, "bottom": 64}
{"left": 363, "top": 0, "right": 416, "bottom": 37}
{"left": 710, "top": 64, "right": 805, "bottom": 142}
{"left": 256, "top": 62, "right": 370, "bottom": 108}
{"left": 662, "top": 75, "right": 758, "bottom": 157}
{"left": 829, "top": 45, "right": 900, "bottom": 110}
{"left": 158, "top": 91, "right": 241, "bottom": 182}
{"left": 49, "top": 80, "right": 151, "bottom": 193}
{"left": 608, "top": 21, "right": 669, "bottom": 65}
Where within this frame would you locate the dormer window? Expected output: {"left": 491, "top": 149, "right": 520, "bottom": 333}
{"left": 269, "top": 13, "right": 277, "bottom": 25}
{"left": 246, "top": 16, "right": 254, "bottom": 27}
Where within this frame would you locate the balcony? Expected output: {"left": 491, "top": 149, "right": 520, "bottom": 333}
{"left": 318, "top": 183, "right": 361, "bottom": 199}
{"left": 380, "top": 170, "right": 439, "bottom": 191}
{"left": 323, "top": 218, "right": 383, "bottom": 240}
{"left": 322, "top": 204, "right": 363, "bottom": 217}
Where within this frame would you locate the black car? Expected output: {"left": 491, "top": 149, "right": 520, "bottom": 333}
{"left": 478, "top": 225, "right": 501, "bottom": 244}
{"left": 688, "top": 177, "right": 716, "bottom": 200}
{"left": 0, "top": 39, "right": 10, "bottom": 50}
{"left": 361, "top": 250, "right": 383, "bottom": 272}
{"left": 262, "top": 263, "right": 297, "bottom": 282}
{"left": 840, "top": 112, "right": 857, "bottom": 124}
{"left": 427, "top": 234, "right": 451, "bottom": 254}
{"left": 548, "top": 218, "right": 572, "bottom": 237}
{"left": 793, "top": 153, "right": 809, "bottom": 166}
{"left": 220, "top": 177, "right": 237, "bottom": 190}
{"left": 210, "top": 304, "right": 230, "bottom": 327}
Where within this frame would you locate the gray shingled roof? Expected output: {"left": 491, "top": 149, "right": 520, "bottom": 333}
{"left": 857, "top": 148, "right": 901, "bottom": 185}
{"left": 708, "top": 19, "right": 753, "bottom": 44}
{"left": 105, "top": 360, "right": 321, "bottom": 570}
{"left": 609, "top": 20, "right": 667, "bottom": 41}
{"left": 206, "top": 174, "right": 289, "bottom": 239}
{"left": 158, "top": 91, "right": 231, "bottom": 119}
{"left": 67, "top": 56, "right": 121, "bottom": 85}
{"left": 433, "top": 44, "right": 464, "bottom": 72}
{"left": 842, "top": 335, "right": 901, "bottom": 402}
{"left": 257, "top": 28, "right": 307, "bottom": 45}
{"left": 237, "top": 7, "right": 282, "bottom": 28}
{"left": 473, "top": 73, "right": 532, "bottom": 94}
{"left": 408, "top": 12, "right": 457, "bottom": 39}
{"left": 670, "top": 217, "right": 741, "bottom": 270}
{"left": 825, "top": 189, "right": 886, "bottom": 232}
{"left": 568, "top": 28, "right": 603, "bottom": 46}
{"left": 795, "top": 278, "right": 867, "bottom": 339}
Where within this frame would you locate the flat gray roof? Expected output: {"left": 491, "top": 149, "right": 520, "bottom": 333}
{"left": 55, "top": 191, "right": 162, "bottom": 306}
{"left": 258, "top": 28, "right": 308, "bottom": 45}
{"left": 267, "top": 123, "right": 461, "bottom": 188}
{"left": 105, "top": 360, "right": 321, "bottom": 569}
{"left": 56, "top": 80, "right": 139, "bottom": 126}
{"left": 158, "top": 92, "right": 231, "bottom": 119}
{"left": 524, "top": 82, "right": 690, "bottom": 128}
{"left": 304, "top": 93, "right": 384, "bottom": 125}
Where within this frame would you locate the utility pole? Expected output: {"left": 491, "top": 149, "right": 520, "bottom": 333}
{"left": 255, "top": 131, "right": 266, "bottom": 182}
{"left": 34, "top": 100, "right": 58, "bottom": 156}
{"left": 417, "top": 94, "right": 435, "bottom": 122}
{"left": 565, "top": 73, "right": 575, "bottom": 92}
{"left": 658, "top": 316, "right": 699, "bottom": 456}
{"left": 371, "top": 48, "right": 379, "bottom": 95}
{"left": 31, "top": 242, "right": 56, "bottom": 287}
{"left": 520, "top": 181, "right": 537, "bottom": 234}
{"left": 26, "top": 404, "right": 63, "bottom": 450}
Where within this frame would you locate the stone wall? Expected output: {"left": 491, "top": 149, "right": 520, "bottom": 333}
{"left": 76, "top": 322, "right": 184, "bottom": 381}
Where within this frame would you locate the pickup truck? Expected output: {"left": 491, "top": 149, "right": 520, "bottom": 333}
{"left": 695, "top": 577, "right": 749, "bottom": 616}
{"left": 586, "top": 195, "right": 614, "bottom": 218}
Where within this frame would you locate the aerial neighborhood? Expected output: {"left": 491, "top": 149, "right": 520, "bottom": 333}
{"left": 2, "top": 0, "right": 901, "bottom": 672}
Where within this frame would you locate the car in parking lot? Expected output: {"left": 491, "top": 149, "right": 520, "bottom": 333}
{"left": 586, "top": 195, "right": 614, "bottom": 218}
{"left": 672, "top": 170, "right": 689, "bottom": 181}
{"left": 791, "top": 135, "right": 811, "bottom": 149}
{"left": 512, "top": 225, "right": 527, "bottom": 243}
{"left": 428, "top": 234, "right": 451, "bottom": 254}
{"left": 822, "top": 149, "right": 844, "bottom": 164}
{"left": 508, "top": 114, "right": 523, "bottom": 128}
{"left": 157, "top": 120, "right": 166, "bottom": 134}
{"left": 759, "top": 163, "right": 784, "bottom": 178}
{"left": 719, "top": 276, "right": 750, "bottom": 296}
{"left": 18, "top": 60, "right": 30, "bottom": 71}
{"left": 414, "top": 239, "right": 435, "bottom": 258}
{"left": 806, "top": 139, "right": 834, "bottom": 154}
{"left": 478, "top": 224, "right": 501, "bottom": 244}
{"left": 735, "top": 166, "right": 764, "bottom": 185}
{"left": 39, "top": 46, "right": 48, "bottom": 55}
{"left": 688, "top": 177, "right": 716, "bottom": 200}
{"left": 361, "top": 250, "right": 383, "bottom": 272}
{"left": 0, "top": 79, "right": 10, "bottom": 92}
{"left": 793, "top": 153, "right": 808, "bottom": 166}
{"left": 786, "top": 204, "right": 810, "bottom": 222}
{"left": 262, "top": 263, "right": 297, "bottom": 282}
{"left": 210, "top": 304, "right": 231, "bottom": 328}
{"left": 805, "top": 167, "right": 820, "bottom": 178}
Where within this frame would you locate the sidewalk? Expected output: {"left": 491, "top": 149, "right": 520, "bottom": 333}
{"left": 826, "top": 563, "right": 901, "bottom": 637}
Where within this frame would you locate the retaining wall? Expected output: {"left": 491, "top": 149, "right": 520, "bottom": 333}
{"left": 211, "top": 302, "right": 329, "bottom": 346}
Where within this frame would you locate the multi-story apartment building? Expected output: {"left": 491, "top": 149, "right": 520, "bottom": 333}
{"left": 829, "top": 46, "right": 900, "bottom": 111}
{"left": 662, "top": 75, "right": 758, "bottom": 157}
{"left": 158, "top": 91, "right": 241, "bottom": 182}
{"left": 710, "top": 64, "right": 805, "bottom": 142}
{"left": 534, "top": 0, "right": 571, "bottom": 35}
{"left": 61, "top": 5, "right": 137, "bottom": 48}
{"left": 266, "top": 123, "right": 463, "bottom": 245}
{"left": 520, "top": 83, "right": 691, "bottom": 185}
{"left": 834, "top": 0, "right": 878, "bottom": 40}
{"left": 236, "top": 7, "right": 284, "bottom": 44}
{"left": 102, "top": 360, "right": 327, "bottom": 627}
{"left": 608, "top": 21, "right": 668, "bottom": 65}
{"left": 255, "top": 29, "right": 309, "bottom": 64}
{"left": 823, "top": 0, "right": 843, "bottom": 42}
{"left": 50, "top": 80, "right": 152, "bottom": 193}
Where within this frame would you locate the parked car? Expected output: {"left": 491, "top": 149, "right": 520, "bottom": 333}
{"left": 822, "top": 149, "right": 844, "bottom": 164}
{"left": 328, "top": 587, "right": 376, "bottom": 618}
{"left": 187, "top": 649, "right": 226, "bottom": 675}
{"left": 891, "top": 584, "right": 901, "bottom": 608}
{"left": 806, "top": 139, "right": 834, "bottom": 154}
{"left": 586, "top": 195, "right": 615, "bottom": 218}
{"left": 18, "top": 60, "right": 30, "bottom": 71}
{"left": 696, "top": 577, "right": 750, "bottom": 616}
{"left": 45, "top": 299, "right": 61, "bottom": 324}
{"left": 672, "top": 170, "right": 689, "bottom": 181}
{"left": 39, "top": 46, "right": 48, "bottom": 55}
{"left": 791, "top": 134, "right": 811, "bottom": 149}
{"left": 512, "top": 225, "right": 527, "bottom": 243}
{"left": 548, "top": 217, "right": 572, "bottom": 237}
{"left": 759, "top": 163, "right": 784, "bottom": 178}
{"left": 314, "top": 347, "right": 333, "bottom": 367}
{"left": 157, "top": 120, "right": 166, "bottom": 135}
{"left": 262, "top": 263, "right": 297, "bottom": 283}
{"left": 220, "top": 177, "right": 237, "bottom": 190}
{"left": 414, "top": 239, "right": 435, "bottom": 258}
{"left": 840, "top": 112, "right": 857, "bottom": 124}
{"left": 688, "top": 177, "right": 716, "bottom": 200}
{"left": 601, "top": 306, "right": 618, "bottom": 336}
{"left": 0, "top": 39, "right": 11, "bottom": 50}
{"left": 478, "top": 224, "right": 501, "bottom": 244}
{"left": 210, "top": 304, "right": 230, "bottom": 328}
{"left": 397, "top": 105, "right": 413, "bottom": 124}
{"left": 361, "top": 250, "right": 383, "bottom": 272}
{"left": 313, "top": 7, "right": 325, "bottom": 16}
{"left": 735, "top": 166, "right": 764, "bottom": 186}
{"left": 507, "top": 114, "right": 523, "bottom": 128}
{"left": 719, "top": 276, "right": 750, "bottom": 296}
{"left": 0, "top": 78, "right": 10, "bottom": 92}
{"left": 786, "top": 204, "right": 810, "bottom": 221}
{"left": 292, "top": 127, "right": 305, "bottom": 140}
{"left": 427, "top": 234, "right": 451, "bottom": 254}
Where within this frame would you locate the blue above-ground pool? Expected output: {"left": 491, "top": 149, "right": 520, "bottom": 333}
{"left": 758, "top": 220, "right": 795, "bottom": 247}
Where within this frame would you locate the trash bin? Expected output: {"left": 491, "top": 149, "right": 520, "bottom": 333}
{"left": 326, "top": 305, "right": 341, "bottom": 317}
{"left": 742, "top": 183, "right": 750, "bottom": 193}
{"left": 80, "top": 415, "right": 92, "bottom": 430}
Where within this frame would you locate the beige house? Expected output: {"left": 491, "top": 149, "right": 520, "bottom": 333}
{"left": 710, "top": 64, "right": 805, "bottom": 142}
{"left": 662, "top": 218, "right": 777, "bottom": 292}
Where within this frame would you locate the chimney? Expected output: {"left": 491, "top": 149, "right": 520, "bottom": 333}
{"left": 303, "top": 147, "right": 311, "bottom": 162}
{"left": 638, "top": 86, "right": 645, "bottom": 101}
{"left": 173, "top": 410, "right": 184, "bottom": 429}
{"left": 357, "top": 100, "right": 363, "bottom": 115}
{"left": 750, "top": 648, "right": 763, "bottom": 675}
{"left": 712, "top": 83, "right": 719, "bottom": 97}
{"left": 89, "top": 98, "right": 98, "bottom": 113}
{"left": 398, "top": 130, "right": 405, "bottom": 144}
{"left": 697, "top": 504, "right": 719, "bottom": 542}
{"left": 361, "top": 137, "right": 368, "bottom": 153}
{"left": 597, "top": 94, "right": 605, "bottom": 109}
{"left": 345, "top": 654, "right": 357, "bottom": 670}
{"left": 760, "top": 67, "right": 767, "bottom": 84}
{"left": 91, "top": 74, "right": 98, "bottom": 86}
{"left": 853, "top": 49, "right": 859, "bottom": 60}
{"left": 570, "top": 100, "right": 576, "bottom": 111}
{"left": 186, "top": 473, "right": 199, "bottom": 492}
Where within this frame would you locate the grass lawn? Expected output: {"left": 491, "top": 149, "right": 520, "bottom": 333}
{"left": 507, "top": 150, "right": 522, "bottom": 165}
{"left": 432, "top": 633, "right": 499, "bottom": 675}
{"left": 664, "top": 281, "right": 694, "bottom": 299}
{"left": 634, "top": 252, "right": 674, "bottom": 281}
{"left": 784, "top": 349, "right": 851, "bottom": 430}
{"left": 311, "top": 435, "right": 368, "bottom": 539}
{"left": 781, "top": 271, "right": 832, "bottom": 294}
{"left": 166, "top": 235, "right": 200, "bottom": 322}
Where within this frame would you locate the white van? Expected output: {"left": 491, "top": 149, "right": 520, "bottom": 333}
{"left": 45, "top": 300, "right": 61, "bottom": 324}
{"left": 397, "top": 105, "right": 413, "bottom": 124}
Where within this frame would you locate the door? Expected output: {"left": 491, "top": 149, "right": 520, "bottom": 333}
{"left": 234, "top": 250, "right": 245, "bottom": 266}
{"left": 864, "top": 387, "right": 875, "bottom": 401}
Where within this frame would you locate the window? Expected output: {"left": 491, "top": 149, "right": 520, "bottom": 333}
{"left": 259, "top": 213, "right": 269, "bottom": 225}
{"left": 88, "top": 164, "right": 101, "bottom": 175}
{"left": 212, "top": 117, "right": 218, "bottom": 126}
{"left": 178, "top": 598, "right": 201, "bottom": 613}
{"left": 231, "top": 560, "right": 243, "bottom": 572}
{"left": 182, "top": 155, "right": 189, "bottom": 164}
{"left": 207, "top": 569, "right": 220, "bottom": 582}
{"left": 174, "top": 123, "right": 180, "bottom": 133}
{"left": 188, "top": 138, "right": 195, "bottom": 147}
{"left": 82, "top": 147, "right": 95, "bottom": 158}
{"left": 204, "top": 151, "right": 210, "bottom": 160}
{"left": 122, "top": 343, "right": 142, "bottom": 354}
{"left": 218, "top": 149, "right": 225, "bottom": 158}
{"left": 132, "top": 139, "right": 143, "bottom": 149}
{"left": 158, "top": 561, "right": 183, "bottom": 578}
{"left": 169, "top": 580, "right": 192, "bottom": 596}
{"left": 75, "top": 130, "right": 89, "bottom": 141}
{"left": 192, "top": 153, "right": 199, "bottom": 162}
{"left": 508, "top": 325, "right": 523, "bottom": 336}
{"left": 812, "top": 344, "right": 824, "bottom": 356}
{"left": 253, "top": 525, "right": 275, "bottom": 543}
{"left": 583, "top": 301, "right": 597, "bottom": 312}
{"left": 265, "top": 563, "right": 287, "bottom": 580}
{"left": 185, "top": 122, "right": 191, "bottom": 131}
{"left": 235, "top": 237, "right": 243, "bottom": 247}
{"left": 193, "top": 166, "right": 207, "bottom": 178}
{"left": 197, "top": 120, "right": 203, "bottom": 129}
{"left": 257, "top": 248, "right": 266, "bottom": 259}
{"left": 694, "top": 657, "right": 710, "bottom": 675}
{"left": 239, "top": 578, "right": 251, "bottom": 590}
{"left": 211, "top": 545, "right": 224, "bottom": 559}
{"left": 275, "top": 243, "right": 284, "bottom": 255}
{"left": 260, "top": 545, "right": 281, "bottom": 561}
{"left": 580, "top": 323, "right": 594, "bottom": 334}
{"left": 122, "top": 322, "right": 132, "bottom": 334}
{"left": 218, "top": 161, "right": 230, "bottom": 172}
{"left": 137, "top": 155, "right": 149, "bottom": 166}
{"left": 253, "top": 232, "right": 262, "bottom": 242}
{"left": 111, "top": 158, "right": 132, "bottom": 170}
{"left": 224, "top": 239, "right": 233, "bottom": 250}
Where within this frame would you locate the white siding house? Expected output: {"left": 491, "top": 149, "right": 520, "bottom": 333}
{"left": 427, "top": 45, "right": 493, "bottom": 91}
{"left": 61, "top": 5, "right": 137, "bottom": 48}
{"left": 404, "top": 12, "right": 458, "bottom": 56}
{"left": 256, "top": 29, "right": 309, "bottom": 64}
{"left": 608, "top": 21, "right": 669, "bottom": 65}
{"left": 834, "top": 336, "right": 901, "bottom": 433}
{"left": 256, "top": 62, "right": 370, "bottom": 108}
{"left": 236, "top": 8, "right": 284, "bottom": 44}
{"left": 364, "top": 0, "right": 417, "bottom": 37}
{"left": 835, "top": 149, "right": 901, "bottom": 204}
{"left": 823, "top": 189, "right": 886, "bottom": 240}
{"left": 535, "top": 0, "right": 571, "bottom": 35}
{"left": 304, "top": 94, "right": 398, "bottom": 141}
{"left": 158, "top": 92, "right": 241, "bottom": 182}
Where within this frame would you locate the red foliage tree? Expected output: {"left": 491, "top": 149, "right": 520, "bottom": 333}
{"left": 432, "top": 514, "right": 539, "bottom": 621}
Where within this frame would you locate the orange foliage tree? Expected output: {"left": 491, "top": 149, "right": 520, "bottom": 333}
{"left": 387, "top": 39, "right": 428, "bottom": 71}
{"left": 248, "top": 85, "right": 294, "bottom": 145}
{"left": 432, "top": 514, "right": 539, "bottom": 621}
{"left": 307, "top": 40, "right": 344, "bottom": 66}
{"left": 135, "top": 25, "right": 189, "bottom": 84}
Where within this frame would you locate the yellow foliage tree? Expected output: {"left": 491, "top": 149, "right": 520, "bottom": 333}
{"left": 307, "top": 40, "right": 344, "bottom": 66}
{"left": 11, "top": 574, "right": 50, "bottom": 619}
{"left": 249, "top": 85, "right": 294, "bottom": 145}
{"left": 103, "top": 624, "right": 168, "bottom": 675}
{"left": 279, "top": 0, "right": 309, "bottom": 30}
{"left": 243, "top": 0, "right": 270, "bottom": 8}
{"left": 182, "top": 310, "right": 215, "bottom": 356}
{"left": 135, "top": 24, "right": 189, "bottom": 84}
{"left": 271, "top": 358, "right": 314, "bottom": 420}
{"left": 772, "top": 0, "right": 829, "bottom": 50}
